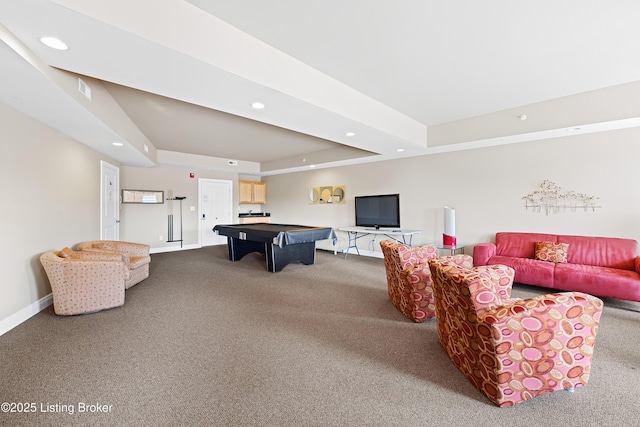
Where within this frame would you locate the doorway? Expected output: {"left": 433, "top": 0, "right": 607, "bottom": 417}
{"left": 100, "top": 161, "right": 120, "bottom": 240}
{"left": 199, "top": 179, "right": 232, "bottom": 246}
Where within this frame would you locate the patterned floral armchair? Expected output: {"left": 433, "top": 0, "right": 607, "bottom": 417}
{"left": 379, "top": 240, "right": 473, "bottom": 322}
{"left": 77, "top": 240, "right": 151, "bottom": 288}
{"left": 427, "top": 257, "right": 603, "bottom": 407}
{"left": 40, "top": 248, "right": 127, "bottom": 315}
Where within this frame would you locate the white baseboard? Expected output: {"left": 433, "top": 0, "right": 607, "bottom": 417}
{"left": 343, "top": 248, "right": 384, "bottom": 259}
{"left": 318, "top": 247, "right": 384, "bottom": 259}
{"left": 153, "top": 244, "right": 384, "bottom": 258}
{"left": 0, "top": 293, "right": 53, "bottom": 336}
{"left": 150, "top": 243, "right": 202, "bottom": 254}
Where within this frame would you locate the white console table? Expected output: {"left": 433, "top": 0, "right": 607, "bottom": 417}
{"left": 339, "top": 227, "right": 421, "bottom": 258}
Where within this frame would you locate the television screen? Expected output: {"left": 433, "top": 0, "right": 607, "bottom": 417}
{"left": 355, "top": 194, "right": 400, "bottom": 229}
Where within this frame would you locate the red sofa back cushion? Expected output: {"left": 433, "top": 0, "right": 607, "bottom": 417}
{"left": 495, "top": 232, "right": 558, "bottom": 259}
{"left": 558, "top": 235, "right": 637, "bottom": 270}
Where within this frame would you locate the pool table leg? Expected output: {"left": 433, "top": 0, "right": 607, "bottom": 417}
{"left": 227, "top": 238, "right": 266, "bottom": 261}
{"left": 266, "top": 242, "right": 316, "bottom": 272}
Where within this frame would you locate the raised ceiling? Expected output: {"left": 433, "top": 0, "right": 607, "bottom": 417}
{"left": 1, "top": 0, "right": 640, "bottom": 174}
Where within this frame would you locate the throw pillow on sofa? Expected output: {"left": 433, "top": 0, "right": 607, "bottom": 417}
{"left": 534, "top": 241, "right": 569, "bottom": 263}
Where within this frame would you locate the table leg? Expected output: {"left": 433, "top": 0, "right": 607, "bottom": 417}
{"left": 227, "top": 238, "right": 266, "bottom": 261}
{"left": 267, "top": 242, "right": 316, "bottom": 272}
{"left": 344, "top": 231, "right": 361, "bottom": 259}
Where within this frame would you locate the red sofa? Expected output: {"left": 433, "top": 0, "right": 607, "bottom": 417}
{"left": 473, "top": 232, "right": 640, "bottom": 302}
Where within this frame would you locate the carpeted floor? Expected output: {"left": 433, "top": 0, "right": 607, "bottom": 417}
{"left": 1, "top": 245, "right": 639, "bottom": 426}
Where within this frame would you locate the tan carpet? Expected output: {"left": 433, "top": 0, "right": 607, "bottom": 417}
{"left": 1, "top": 245, "right": 639, "bottom": 426}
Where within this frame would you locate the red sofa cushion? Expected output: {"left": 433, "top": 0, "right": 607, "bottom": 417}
{"left": 555, "top": 263, "right": 640, "bottom": 300}
{"left": 558, "top": 235, "right": 637, "bottom": 270}
{"left": 495, "top": 232, "right": 558, "bottom": 258}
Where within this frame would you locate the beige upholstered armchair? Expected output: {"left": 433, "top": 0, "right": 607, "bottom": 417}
{"left": 77, "top": 240, "right": 151, "bottom": 288}
{"left": 40, "top": 248, "right": 127, "bottom": 315}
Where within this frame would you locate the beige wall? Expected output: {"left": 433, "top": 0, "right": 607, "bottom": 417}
{"left": 263, "top": 127, "right": 640, "bottom": 255}
{"left": 0, "top": 104, "right": 115, "bottom": 323}
{"left": 118, "top": 166, "right": 242, "bottom": 249}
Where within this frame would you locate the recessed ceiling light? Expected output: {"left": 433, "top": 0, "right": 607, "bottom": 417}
{"left": 345, "top": 132, "right": 355, "bottom": 137}
{"left": 519, "top": 115, "right": 527, "bottom": 121}
{"left": 251, "top": 102, "right": 265, "bottom": 110}
{"left": 396, "top": 148, "right": 405, "bottom": 152}
{"left": 112, "top": 142, "right": 123, "bottom": 147}
{"left": 40, "top": 36, "right": 68, "bottom": 50}
{"left": 309, "top": 165, "right": 316, "bottom": 168}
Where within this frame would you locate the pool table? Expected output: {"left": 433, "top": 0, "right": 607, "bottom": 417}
{"left": 213, "top": 223, "right": 337, "bottom": 272}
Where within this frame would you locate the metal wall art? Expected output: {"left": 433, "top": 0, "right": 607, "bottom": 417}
{"left": 522, "top": 180, "right": 600, "bottom": 215}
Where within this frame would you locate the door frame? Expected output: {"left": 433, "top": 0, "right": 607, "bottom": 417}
{"left": 100, "top": 160, "right": 120, "bottom": 240}
{"left": 198, "top": 178, "right": 233, "bottom": 247}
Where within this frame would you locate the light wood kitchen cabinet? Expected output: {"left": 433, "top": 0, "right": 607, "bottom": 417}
{"left": 239, "top": 181, "right": 266, "bottom": 204}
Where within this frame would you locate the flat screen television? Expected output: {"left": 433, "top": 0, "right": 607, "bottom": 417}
{"left": 354, "top": 194, "right": 400, "bottom": 229}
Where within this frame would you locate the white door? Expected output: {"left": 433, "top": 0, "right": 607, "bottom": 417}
{"left": 199, "top": 179, "right": 232, "bottom": 246}
{"left": 100, "top": 161, "right": 120, "bottom": 240}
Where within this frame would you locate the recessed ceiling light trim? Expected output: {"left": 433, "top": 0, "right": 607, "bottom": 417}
{"left": 112, "top": 142, "right": 123, "bottom": 147}
{"left": 345, "top": 132, "right": 355, "bottom": 137}
{"left": 251, "top": 102, "right": 265, "bottom": 110}
{"left": 40, "top": 36, "right": 68, "bottom": 50}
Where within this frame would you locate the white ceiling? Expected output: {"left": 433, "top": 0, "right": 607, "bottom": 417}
{"left": 2, "top": 0, "right": 640, "bottom": 174}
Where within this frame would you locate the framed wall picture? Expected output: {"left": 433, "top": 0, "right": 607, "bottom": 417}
{"left": 121, "top": 189, "right": 164, "bottom": 204}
